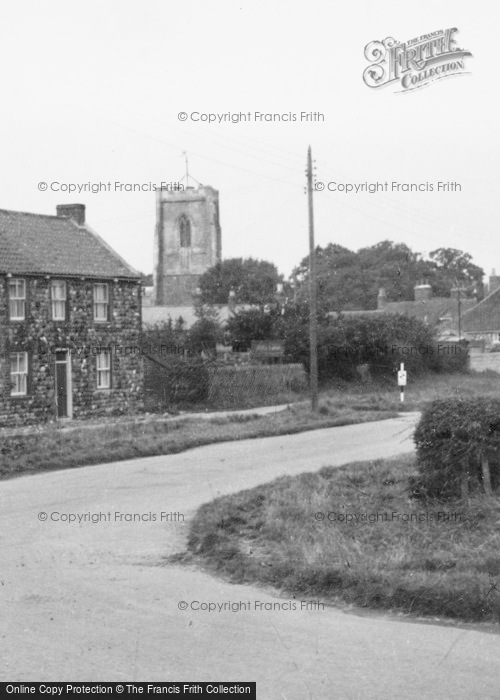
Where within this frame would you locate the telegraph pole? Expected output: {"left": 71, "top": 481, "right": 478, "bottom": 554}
{"left": 307, "top": 146, "right": 319, "bottom": 411}
{"left": 458, "top": 290, "right": 462, "bottom": 340}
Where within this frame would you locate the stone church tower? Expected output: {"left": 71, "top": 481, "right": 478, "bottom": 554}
{"left": 153, "top": 185, "right": 222, "bottom": 306}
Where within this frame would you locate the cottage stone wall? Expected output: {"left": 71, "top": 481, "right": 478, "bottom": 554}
{"left": 0, "top": 276, "right": 143, "bottom": 427}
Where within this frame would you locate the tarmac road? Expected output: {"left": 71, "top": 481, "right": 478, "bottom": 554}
{"left": 1, "top": 413, "right": 499, "bottom": 699}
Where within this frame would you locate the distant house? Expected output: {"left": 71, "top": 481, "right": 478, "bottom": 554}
{"left": 329, "top": 284, "right": 477, "bottom": 339}
{"left": 461, "top": 272, "right": 500, "bottom": 347}
{"left": 0, "top": 203, "right": 143, "bottom": 426}
{"left": 376, "top": 284, "right": 476, "bottom": 338}
{"left": 327, "top": 283, "right": 477, "bottom": 339}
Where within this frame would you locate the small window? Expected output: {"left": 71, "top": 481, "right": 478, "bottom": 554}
{"left": 9, "top": 279, "right": 26, "bottom": 320}
{"left": 51, "top": 280, "right": 67, "bottom": 321}
{"left": 93, "top": 283, "right": 109, "bottom": 321}
{"left": 10, "top": 352, "right": 28, "bottom": 396}
{"left": 96, "top": 350, "right": 111, "bottom": 389}
{"left": 179, "top": 215, "right": 191, "bottom": 248}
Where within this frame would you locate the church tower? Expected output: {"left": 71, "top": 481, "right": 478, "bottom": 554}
{"left": 153, "top": 184, "right": 222, "bottom": 306}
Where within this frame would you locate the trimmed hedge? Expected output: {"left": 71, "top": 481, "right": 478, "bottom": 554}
{"left": 412, "top": 397, "right": 500, "bottom": 499}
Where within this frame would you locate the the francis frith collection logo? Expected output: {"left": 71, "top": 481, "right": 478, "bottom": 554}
{"left": 363, "top": 28, "right": 472, "bottom": 92}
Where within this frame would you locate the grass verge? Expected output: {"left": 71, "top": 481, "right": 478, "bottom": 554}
{"left": 0, "top": 405, "right": 397, "bottom": 480}
{"left": 183, "top": 454, "right": 500, "bottom": 623}
{"left": 318, "top": 370, "right": 500, "bottom": 413}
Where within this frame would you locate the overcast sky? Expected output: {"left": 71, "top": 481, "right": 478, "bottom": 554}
{"left": 1, "top": 1, "right": 497, "bottom": 282}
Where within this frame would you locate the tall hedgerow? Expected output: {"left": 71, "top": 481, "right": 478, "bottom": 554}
{"left": 412, "top": 397, "right": 500, "bottom": 500}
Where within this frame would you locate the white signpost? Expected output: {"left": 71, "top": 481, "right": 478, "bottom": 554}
{"left": 397, "top": 362, "right": 407, "bottom": 402}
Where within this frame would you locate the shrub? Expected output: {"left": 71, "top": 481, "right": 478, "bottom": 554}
{"left": 412, "top": 397, "right": 500, "bottom": 500}
{"left": 427, "top": 340, "right": 470, "bottom": 373}
{"left": 285, "top": 312, "right": 444, "bottom": 382}
{"left": 144, "top": 357, "right": 209, "bottom": 407}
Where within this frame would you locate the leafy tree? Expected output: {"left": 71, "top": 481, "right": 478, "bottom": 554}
{"left": 290, "top": 241, "right": 484, "bottom": 311}
{"left": 426, "top": 248, "right": 484, "bottom": 299}
{"left": 187, "top": 317, "right": 223, "bottom": 357}
{"left": 226, "top": 307, "right": 286, "bottom": 350}
{"left": 198, "top": 257, "right": 283, "bottom": 305}
{"left": 291, "top": 241, "right": 425, "bottom": 312}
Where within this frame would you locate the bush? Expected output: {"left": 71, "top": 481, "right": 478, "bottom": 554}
{"left": 427, "top": 340, "right": 470, "bottom": 373}
{"left": 412, "top": 397, "right": 500, "bottom": 500}
{"left": 145, "top": 357, "right": 209, "bottom": 407}
{"left": 285, "top": 312, "right": 442, "bottom": 382}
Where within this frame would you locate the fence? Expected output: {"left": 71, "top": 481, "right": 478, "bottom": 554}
{"left": 206, "top": 364, "right": 307, "bottom": 405}
{"left": 144, "top": 355, "right": 307, "bottom": 410}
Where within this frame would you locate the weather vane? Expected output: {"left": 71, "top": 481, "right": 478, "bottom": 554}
{"left": 180, "top": 152, "right": 202, "bottom": 188}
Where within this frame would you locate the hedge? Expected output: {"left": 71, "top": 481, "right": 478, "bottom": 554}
{"left": 412, "top": 397, "right": 500, "bottom": 500}
{"left": 284, "top": 313, "right": 469, "bottom": 382}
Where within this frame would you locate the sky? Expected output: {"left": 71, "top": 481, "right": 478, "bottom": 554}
{"left": 1, "top": 0, "right": 498, "bottom": 284}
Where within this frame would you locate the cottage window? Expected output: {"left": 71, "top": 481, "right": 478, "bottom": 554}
{"left": 96, "top": 350, "right": 111, "bottom": 389}
{"left": 93, "top": 283, "right": 109, "bottom": 321}
{"left": 8, "top": 278, "right": 26, "bottom": 320}
{"left": 179, "top": 216, "right": 191, "bottom": 248}
{"left": 10, "top": 352, "right": 28, "bottom": 396}
{"left": 51, "top": 280, "right": 67, "bottom": 321}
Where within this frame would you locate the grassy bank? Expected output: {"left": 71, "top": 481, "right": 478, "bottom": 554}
{"left": 315, "top": 370, "right": 500, "bottom": 414}
{"left": 184, "top": 454, "right": 500, "bottom": 623}
{"left": 0, "top": 404, "right": 397, "bottom": 480}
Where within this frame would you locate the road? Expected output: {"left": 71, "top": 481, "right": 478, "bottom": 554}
{"left": 1, "top": 414, "right": 499, "bottom": 699}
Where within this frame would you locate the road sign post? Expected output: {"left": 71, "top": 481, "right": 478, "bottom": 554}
{"left": 397, "top": 362, "right": 407, "bottom": 403}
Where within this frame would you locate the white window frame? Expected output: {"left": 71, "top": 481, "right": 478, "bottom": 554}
{"left": 93, "top": 283, "right": 109, "bottom": 322}
{"left": 51, "top": 280, "right": 67, "bottom": 321}
{"left": 10, "top": 352, "right": 28, "bottom": 396}
{"left": 9, "top": 278, "right": 26, "bottom": 320}
{"left": 96, "top": 350, "right": 111, "bottom": 389}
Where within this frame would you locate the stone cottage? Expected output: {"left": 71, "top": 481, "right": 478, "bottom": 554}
{"left": 0, "top": 203, "right": 143, "bottom": 426}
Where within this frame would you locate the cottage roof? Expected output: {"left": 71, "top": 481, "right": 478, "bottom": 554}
{"left": 0, "top": 208, "right": 139, "bottom": 279}
{"left": 461, "top": 287, "right": 500, "bottom": 333}
{"left": 382, "top": 298, "right": 476, "bottom": 326}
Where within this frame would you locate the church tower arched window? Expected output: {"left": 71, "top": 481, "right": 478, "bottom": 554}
{"left": 179, "top": 215, "right": 191, "bottom": 248}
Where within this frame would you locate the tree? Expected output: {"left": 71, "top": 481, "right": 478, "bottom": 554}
{"left": 290, "top": 242, "right": 484, "bottom": 311}
{"left": 226, "top": 307, "right": 285, "bottom": 350}
{"left": 198, "top": 258, "right": 284, "bottom": 306}
{"left": 291, "top": 241, "right": 424, "bottom": 312}
{"left": 426, "top": 248, "right": 484, "bottom": 299}
{"left": 187, "top": 317, "right": 224, "bottom": 357}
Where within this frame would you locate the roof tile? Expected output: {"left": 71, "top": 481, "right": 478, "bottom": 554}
{"left": 0, "top": 208, "right": 139, "bottom": 279}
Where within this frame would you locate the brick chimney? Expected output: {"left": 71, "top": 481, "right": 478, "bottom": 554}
{"left": 56, "top": 203, "right": 85, "bottom": 226}
{"left": 414, "top": 283, "right": 432, "bottom": 302}
{"left": 377, "top": 287, "right": 387, "bottom": 309}
{"left": 489, "top": 268, "right": 500, "bottom": 294}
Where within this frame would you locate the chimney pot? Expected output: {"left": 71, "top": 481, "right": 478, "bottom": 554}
{"left": 56, "top": 203, "right": 85, "bottom": 226}
{"left": 377, "top": 287, "right": 387, "bottom": 310}
{"left": 489, "top": 270, "right": 500, "bottom": 294}
{"left": 414, "top": 284, "right": 432, "bottom": 302}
